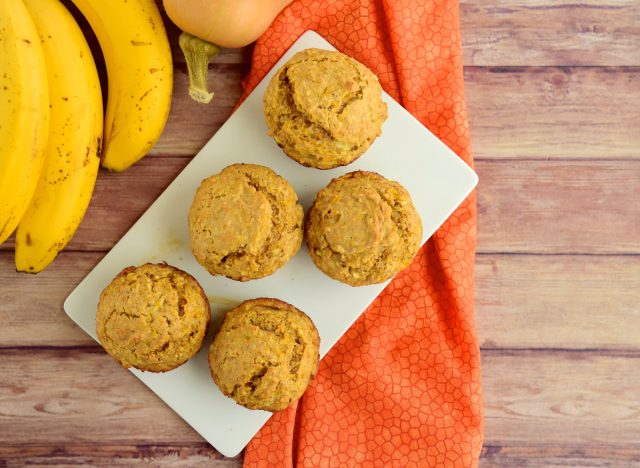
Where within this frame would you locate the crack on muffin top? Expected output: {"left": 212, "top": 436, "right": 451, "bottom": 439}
{"left": 263, "top": 48, "right": 388, "bottom": 169}
{"left": 208, "top": 298, "right": 320, "bottom": 412}
{"left": 96, "top": 264, "right": 211, "bottom": 372}
{"left": 188, "top": 164, "right": 303, "bottom": 281}
{"left": 306, "top": 171, "right": 423, "bottom": 286}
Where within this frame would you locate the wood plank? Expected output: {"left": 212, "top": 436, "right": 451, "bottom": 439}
{"left": 0, "top": 350, "right": 638, "bottom": 448}
{"left": 2, "top": 444, "right": 639, "bottom": 468}
{"left": 0, "top": 349, "right": 201, "bottom": 445}
{"left": 0, "top": 444, "right": 638, "bottom": 468}
{"left": 476, "top": 160, "right": 640, "bottom": 254}
{"left": 464, "top": 66, "right": 640, "bottom": 159}
{"left": 0, "top": 444, "right": 241, "bottom": 467}
{"left": 0, "top": 444, "right": 240, "bottom": 467}
{"left": 475, "top": 254, "right": 640, "bottom": 350}
{"left": 0, "top": 252, "right": 99, "bottom": 347}
{"left": 2, "top": 252, "right": 639, "bottom": 350}
{"left": 460, "top": 0, "right": 640, "bottom": 67}
{"left": 480, "top": 444, "right": 640, "bottom": 467}
{"left": 2, "top": 159, "right": 638, "bottom": 254}
{"left": 144, "top": 66, "right": 640, "bottom": 159}
{"left": 482, "top": 350, "right": 640, "bottom": 447}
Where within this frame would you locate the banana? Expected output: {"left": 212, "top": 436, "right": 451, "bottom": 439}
{"left": 0, "top": 0, "right": 49, "bottom": 245}
{"left": 71, "top": 0, "right": 173, "bottom": 172}
{"left": 15, "top": 0, "right": 103, "bottom": 273}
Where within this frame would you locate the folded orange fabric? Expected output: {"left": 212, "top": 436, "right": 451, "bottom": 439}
{"left": 242, "top": 1, "right": 483, "bottom": 466}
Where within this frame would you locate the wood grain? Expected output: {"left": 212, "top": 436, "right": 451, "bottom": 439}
{"left": 0, "top": 350, "right": 637, "bottom": 447}
{"left": 480, "top": 444, "right": 640, "bottom": 467}
{"left": 482, "top": 350, "right": 640, "bottom": 447}
{"left": 460, "top": 0, "right": 640, "bottom": 67}
{"left": 2, "top": 159, "right": 638, "bottom": 254}
{"left": 476, "top": 160, "right": 640, "bottom": 254}
{"left": 0, "top": 444, "right": 241, "bottom": 467}
{"left": 475, "top": 254, "right": 640, "bottom": 350}
{"left": 0, "top": 252, "right": 99, "bottom": 347}
{"left": 2, "top": 443, "right": 639, "bottom": 467}
{"left": 2, "top": 252, "right": 639, "bottom": 351}
{"left": 464, "top": 66, "right": 640, "bottom": 159}
{"left": 144, "top": 65, "right": 640, "bottom": 160}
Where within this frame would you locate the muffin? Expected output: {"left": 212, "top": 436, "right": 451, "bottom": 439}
{"left": 208, "top": 298, "right": 320, "bottom": 412}
{"left": 188, "top": 164, "right": 304, "bottom": 281}
{"left": 263, "top": 48, "right": 388, "bottom": 169}
{"left": 305, "top": 171, "right": 423, "bottom": 286}
{"left": 96, "top": 263, "right": 211, "bottom": 372}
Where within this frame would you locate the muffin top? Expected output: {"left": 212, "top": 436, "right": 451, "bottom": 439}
{"left": 306, "top": 171, "right": 423, "bottom": 286}
{"left": 263, "top": 48, "right": 388, "bottom": 169}
{"left": 96, "top": 263, "right": 211, "bottom": 372}
{"left": 208, "top": 298, "right": 320, "bottom": 412}
{"left": 188, "top": 164, "right": 304, "bottom": 281}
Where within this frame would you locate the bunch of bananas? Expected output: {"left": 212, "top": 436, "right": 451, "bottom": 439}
{"left": 0, "top": 0, "right": 172, "bottom": 273}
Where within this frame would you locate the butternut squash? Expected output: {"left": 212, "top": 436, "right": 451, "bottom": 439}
{"left": 163, "top": 0, "right": 293, "bottom": 103}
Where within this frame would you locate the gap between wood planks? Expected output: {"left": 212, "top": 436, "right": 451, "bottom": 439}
{"left": 1, "top": 345, "right": 640, "bottom": 356}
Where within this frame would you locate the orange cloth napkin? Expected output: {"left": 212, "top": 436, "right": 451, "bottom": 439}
{"left": 241, "top": 1, "right": 483, "bottom": 466}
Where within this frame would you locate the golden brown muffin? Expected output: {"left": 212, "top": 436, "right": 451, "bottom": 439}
{"left": 263, "top": 48, "right": 388, "bottom": 169}
{"left": 305, "top": 171, "right": 423, "bottom": 286}
{"left": 96, "top": 263, "right": 211, "bottom": 372}
{"left": 188, "top": 164, "right": 304, "bottom": 281}
{"left": 208, "top": 298, "right": 320, "bottom": 412}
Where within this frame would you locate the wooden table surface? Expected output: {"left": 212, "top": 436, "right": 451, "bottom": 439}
{"left": 1, "top": 1, "right": 639, "bottom": 466}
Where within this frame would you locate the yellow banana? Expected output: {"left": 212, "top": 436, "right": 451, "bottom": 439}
{"left": 15, "top": 0, "right": 103, "bottom": 273}
{"left": 71, "top": 0, "right": 173, "bottom": 172}
{"left": 0, "top": 0, "right": 49, "bottom": 245}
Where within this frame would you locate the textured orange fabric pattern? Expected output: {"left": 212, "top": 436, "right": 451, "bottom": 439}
{"left": 242, "top": 0, "right": 483, "bottom": 466}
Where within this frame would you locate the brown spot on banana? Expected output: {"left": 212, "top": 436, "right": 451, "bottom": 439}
{"left": 25, "top": 233, "right": 32, "bottom": 246}
{"left": 130, "top": 40, "right": 152, "bottom": 46}
{"left": 96, "top": 137, "right": 102, "bottom": 159}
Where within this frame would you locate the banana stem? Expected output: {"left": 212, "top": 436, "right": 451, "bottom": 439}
{"left": 179, "top": 32, "right": 220, "bottom": 104}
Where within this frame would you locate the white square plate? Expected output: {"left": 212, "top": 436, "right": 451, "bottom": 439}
{"left": 64, "top": 30, "right": 478, "bottom": 457}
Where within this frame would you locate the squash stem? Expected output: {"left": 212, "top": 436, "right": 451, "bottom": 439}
{"left": 179, "top": 32, "right": 220, "bottom": 104}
